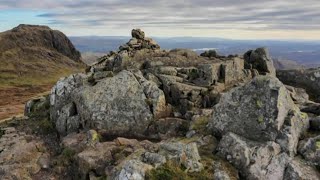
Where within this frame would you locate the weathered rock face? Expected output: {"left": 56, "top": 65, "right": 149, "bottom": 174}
{"left": 284, "top": 157, "right": 320, "bottom": 180}
{"left": 50, "top": 73, "right": 86, "bottom": 136}
{"left": 159, "top": 142, "right": 204, "bottom": 172}
{"left": 298, "top": 135, "right": 320, "bottom": 165}
{"left": 277, "top": 68, "right": 320, "bottom": 102}
{"left": 39, "top": 28, "right": 320, "bottom": 179}
{"left": 72, "top": 70, "right": 153, "bottom": 137}
{"left": 209, "top": 76, "right": 308, "bottom": 152}
{"left": 51, "top": 70, "right": 168, "bottom": 138}
{"left": 217, "top": 132, "right": 288, "bottom": 180}
{"left": 244, "top": 47, "right": 276, "bottom": 76}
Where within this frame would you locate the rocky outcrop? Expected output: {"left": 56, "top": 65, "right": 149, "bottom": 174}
{"left": 277, "top": 68, "right": 320, "bottom": 102}
{"left": 209, "top": 76, "right": 309, "bottom": 155}
{"left": 284, "top": 157, "right": 320, "bottom": 180}
{"left": 298, "top": 135, "right": 320, "bottom": 166}
{"left": 16, "top": 28, "right": 320, "bottom": 179}
{"left": 244, "top": 47, "right": 276, "bottom": 76}
{"left": 217, "top": 132, "right": 289, "bottom": 180}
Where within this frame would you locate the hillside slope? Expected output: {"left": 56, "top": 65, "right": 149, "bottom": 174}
{"left": 0, "top": 24, "right": 84, "bottom": 120}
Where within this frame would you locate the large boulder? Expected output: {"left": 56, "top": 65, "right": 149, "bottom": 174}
{"left": 159, "top": 142, "right": 204, "bottom": 172}
{"left": 131, "top": 29, "right": 145, "bottom": 40}
{"left": 71, "top": 70, "right": 154, "bottom": 138}
{"left": 284, "top": 157, "right": 320, "bottom": 180}
{"left": 277, "top": 68, "right": 320, "bottom": 102}
{"left": 244, "top": 47, "right": 276, "bottom": 76}
{"left": 209, "top": 76, "right": 309, "bottom": 155}
{"left": 50, "top": 70, "right": 169, "bottom": 138}
{"left": 298, "top": 135, "right": 320, "bottom": 165}
{"left": 217, "top": 132, "right": 288, "bottom": 180}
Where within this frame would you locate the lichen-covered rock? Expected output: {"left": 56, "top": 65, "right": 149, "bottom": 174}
{"left": 209, "top": 76, "right": 308, "bottom": 154}
{"left": 284, "top": 157, "right": 320, "bottom": 180}
{"left": 131, "top": 70, "right": 168, "bottom": 119}
{"left": 50, "top": 73, "right": 87, "bottom": 135}
{"left": 244, "top": 47, "right": 276, "bottom": 76}
{"left": 51, "top": 70, "right": 168, "bottom": 138}
{"left": 277, "top": 67, "right": 320, "bottom": 102}
{"left": 115, "top": 159, "right": 153, "bottom": 180}
{"left": 217, "top": 132, "right": 288, "bottom": 180}
{"left": 298, "top": 135, "right": 320, "bottom": 166}
{"left": 25, "top": 96, "right": 50, "bottom": 117}
{"left": 159, "top": 142, "right": 203, "bottom": 172}
{"left": 285, "top": 85, "right": 310, "bottom": 105}
{"left": 142, "top": 152, "right": 166, "bottom": 168}
{"left": 76, "top": 142, "right": 117, "bottom": 177}
{"left": 72, "top": 70, "right": 153, "bottom": 138}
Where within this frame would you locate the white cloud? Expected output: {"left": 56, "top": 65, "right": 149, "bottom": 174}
{"left": 1, "top": 0, "right": 320, "bottom": 39}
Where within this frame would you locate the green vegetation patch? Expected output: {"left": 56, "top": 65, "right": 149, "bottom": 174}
{"left": 146, "top": 160, "right": 214, "bottom": 180}
{"left": 316, "top": 140, "right": 320, "bottom": 150}
{"left": 257, "top": 115, "right": 264, "bottom": 124}
{"left": 190, "top": 116, "right": 209, "bottom": 132}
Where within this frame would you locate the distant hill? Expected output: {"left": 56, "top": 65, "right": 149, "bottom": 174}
{"left": 0, "top": 24, "right": 84, "bottom": 120}
{"left": 0, "top": 24, "right": 84, "bottom": 88}
{"left": 273, "top": 58, "right": 305, "bottom": 70}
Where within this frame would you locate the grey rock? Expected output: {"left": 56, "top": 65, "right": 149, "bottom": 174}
{"left": 142, "top": 152, "right": 166, "bottom": 168}
{"left": 310, "top": 116, "right": 320, "bottom": 131}
{"left": 93, "top": 71, "right": 113, "bottom": 80}
{"left": 298, "top": 135, "right": 320, "bottom": 166}
{"left": 285, "top": 85, "right": 309, "bottom": 105}
{"left": 132, "top": 70, "right": 167, "bottom": 119}
{"left": 115, "top": 160, "right": 153, "bottom": 180}
{"left": 277, "top": 68, "right": 320, "bottom": 102}
{"left": 284, "top": 157, "right": 320, "bottom": 180}
{"left": 159, "top": 142, "right": 203, "bottom": 172}
{"left": 37, "top": 154, "right": 50, "bottom": 169}
{"left": 72, "top": 70, "right": 153, "bottom": 138}
{"left": 156, "top": 66, "right": 178, "bottom": 76}
{"left": 217, "top": 132, "right": 288, "bottom": 180}
{"left": 25, "top": 96, "right": 49, "bottom": 116}
{"left": 213, "top": 170, "right": 232, "bottom": 180}
{"left": 131, "top": 29, "right": 145, "bottom": 40}
{"left": 76, "top": 142, "right": 117, "bottom": 177}
{"left": 244, "top": 47, "right": 276, "bottom": 76}
{"left": 50, "top": 73, "right": 85, "bottom": 113}
{"left": 55, "top": 102, "right": 80, "bottom": 135}
{"left": 209, "top": 76, "right": 308, "bottom": 155}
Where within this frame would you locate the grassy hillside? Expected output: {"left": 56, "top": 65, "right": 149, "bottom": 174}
{"left": 0, "top": 25, "right": 85, "bottom": 120}
{"left": 0, "top": 47, "right": 83, "bottom": 88}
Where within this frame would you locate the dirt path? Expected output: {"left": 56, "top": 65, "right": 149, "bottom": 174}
{"left": 0, "top": 85, "right": 52, "bottom": 120}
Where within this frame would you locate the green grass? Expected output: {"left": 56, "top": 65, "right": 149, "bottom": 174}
{"left": 190, "top": 116, "right": 209, "bottom": 133}
{"left": 0, "top": 47, "right": 84, "bottom": 88}
{"left": 146, "top": 160, "right": 214, "bottom": 180}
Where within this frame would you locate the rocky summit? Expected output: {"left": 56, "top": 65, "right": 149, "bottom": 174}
{"left": 1, "top": 29, "right": 320, "bottom": 180}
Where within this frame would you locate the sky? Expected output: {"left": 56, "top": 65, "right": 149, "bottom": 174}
{"left": 0, "top": 0, "right": 320, "bottom": 40}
